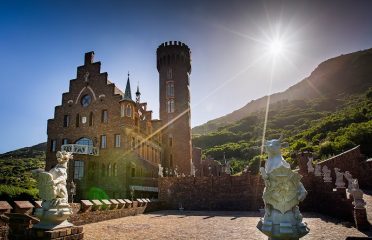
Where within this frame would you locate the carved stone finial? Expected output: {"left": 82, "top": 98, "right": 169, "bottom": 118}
{"left": 322, "top": 165, "right": 332, "bottom": 182}
{"left": 334, "top": 168, "right": 345, "bottom": 188}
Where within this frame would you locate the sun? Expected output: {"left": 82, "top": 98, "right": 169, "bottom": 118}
{"left": 268, "top": 39, "right": 284, "bottom": 56}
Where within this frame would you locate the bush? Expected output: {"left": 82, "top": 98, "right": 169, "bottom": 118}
{"left": 0, "top": 184, "right": 39, "bottom": 202}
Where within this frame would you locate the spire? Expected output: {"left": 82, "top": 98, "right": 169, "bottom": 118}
{"left": 124, "top": 72, "right": 132, "bottom": 101}
{"left": 135, "top": 82, "right": 141, "bottom": 103}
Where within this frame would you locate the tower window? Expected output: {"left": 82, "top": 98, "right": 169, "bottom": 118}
{"left": 63, "top": 115, "right": 70, "bottom": 127}
{"left": 166, "top": 81, "right": 174, "bottom": 97}
{"left": 126, "top": 104, "right": 132, "bottom": 117}
{"left": 121, "top": 105, "right": 125, "bottom": 117}
{"left": 169, "top": 137, "right": 173, "bottom": 147}
{"left": 167, "top": 99, "right": 175, "bottom": 113}
{"left": 167, "top": 68, "right": 173, "bottom": 79}
{"left": 50, "top": 139, "right": 57, "bottom": 152}
{"left": 115, "top": 134, "right": 121, "bottom": 148}
{"left": 101, "top": 110, "right": 108, "bottom": 123}
{"left": 100, "top": 135, "right": 107, "bottom": 149}
{"left": 74, "top": 160, "right": 84, "bottom": 180}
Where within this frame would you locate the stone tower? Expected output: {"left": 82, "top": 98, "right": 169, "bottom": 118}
{"left": 157, "top": 41, "right": 192, "bottom": 175}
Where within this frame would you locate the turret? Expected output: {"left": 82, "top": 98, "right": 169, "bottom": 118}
{"left": 157, "top": 41, "right": 192, "bottom": 175}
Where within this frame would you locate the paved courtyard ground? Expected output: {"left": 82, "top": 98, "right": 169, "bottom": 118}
{"left": 84, "top": 210, "right": 372, "bottom": 240}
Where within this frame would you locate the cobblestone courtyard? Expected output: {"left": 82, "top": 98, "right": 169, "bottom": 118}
{"left": 84, "top": 210, "right": 372, "bottom": 240}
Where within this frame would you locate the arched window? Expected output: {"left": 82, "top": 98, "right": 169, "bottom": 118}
{"left": 75, "top": 137, "right": 93, "bottom": 146}
{"left": 167, "top": 99, "right": 175, "bottom": 113}
{"left": 113, "top": 163, "right": 118, "bottom": 177}
{"left": 101, "top": 164, "right": 106, "bottom": 177}
{"left": 108, "top": 164, "right": 112, "bottom": 177}
{"left": 166, "top": 81, "right": 174, "bottom": 97}
{"left": 126, "top": 104, "right": 132, "bottom": 117}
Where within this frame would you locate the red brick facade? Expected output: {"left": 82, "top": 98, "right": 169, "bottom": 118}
{"left": 157, "top": 41, "right": 192, "bottom": 175}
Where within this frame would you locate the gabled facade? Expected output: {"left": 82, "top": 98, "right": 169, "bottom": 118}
{"left": 46, "top": 52, "right": 162, "bottom": 200}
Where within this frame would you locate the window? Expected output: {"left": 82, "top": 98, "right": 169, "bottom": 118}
{"left": 169, "top": 137, "right": 173, "bottom": 147}
{"left": 75, "top": 137, "right": 93, "bottom": 146}
{"left": 126, "top": 104, "right": 132, "bottom": 117}
{"left": 76, "top": 114, "right": 80, "bottom": 127}
{"left": 50, "top": 140, "right": 56, "bottom": 152}
{"left": 167, "top": 68, "right": 173, "bottom": 79}
{"left": 81, "top": 94, "right": 91, "bottom": 107}
{"left": 74, "top": 160, "right": 84, "bottom": 180}
{"left": 89, "top": 112, "right": 94, "bottom": 126}
{"left": 63, "top": 115, "right": 70, "bottom": 127}
{"left": 131, "top": 167, "right": 135, "bottom": 177}
{"left": 166, "top": 82, "right": 174, "bottom": 97}
{"left": 167, "top": 99, "right": 175, "bottom": 113}
{"left": 120, "top": 105, "right": 125, "bottom": 117}
{"left": 113, "top": 163, "right": 118, "bottom": 177}
{"left": 101, "top": 110, "right": 108, "bottom": 123}
{"left": 114, "top": 134, "right": 121, "bottom": 148}
{"left": 62, "top": 138, "right": 68, "bottom": 145}
{"left": 101, "top": 135, "right": 107, "bottom": 149}
{"left": 108, "top": 164, "right": 112, "bottom": 177}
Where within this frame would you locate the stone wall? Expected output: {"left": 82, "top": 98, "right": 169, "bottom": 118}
{"left": 158, "top": 173, "right": 264, "bottom": 211}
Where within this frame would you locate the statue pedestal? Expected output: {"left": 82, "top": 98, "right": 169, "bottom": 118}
{"left": 33, "top": 204, "right": 73, "bottom": 230}
{"left": 30, "top": 226, "right": 84, "bottom": 240}
{"left": 335, "top": 187, "right": 347, "bottom": 199}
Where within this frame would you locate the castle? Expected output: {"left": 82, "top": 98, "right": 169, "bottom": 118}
{"left": 45, "top": 41, "right": 193, "bottom": 200}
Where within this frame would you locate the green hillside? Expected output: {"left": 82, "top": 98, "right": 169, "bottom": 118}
{"left": 193, "top": 48, "right": 372, "bottom": 134}
{"left": 0, "top": 143, "right": 46, "bottom": 201}
{"left": 192, "top": 89, "right": 372, "bottom": 174}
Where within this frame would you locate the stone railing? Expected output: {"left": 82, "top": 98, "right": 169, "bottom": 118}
{"left": 61, "top": 144, "right": 99, "bottom": 156}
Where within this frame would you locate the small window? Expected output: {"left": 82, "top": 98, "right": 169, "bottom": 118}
{"left": 50, "top": 139, "right": 57, "bottom": 152}
{"left": 166, "top": 82, "right": 174, "bottom": 97}
{"left": 169, "top": 137, "right": 173, "bottom": 147}
{"left": 108, "top": 164, "right": 112, "bottom": 177}
{"left": 63, "top": 115, "right": 70, "bottom": 127}
{"left": 62, "top": 138, "right": 68, "bottom": 145}
{"left": 167, "top": 68, "right": 173, "bottom": 79}
{"left": 101, "top": 110, "right": 108, "bottom": 123}
{"left": 89, "top": 112, "right": 94, "bottom": 126}
{"left": 76, "top": 114, "right": 80, "bottom": 127}
{"left": 100, "top": 135, "right": 107, "bottom": 149}
{"left": 126, "top": 104, "right": 132, "bottom": 117}
{"left": 120, "top": 105, "right": 125, "bottom": 117}
{"left": 74, "top": 160, "right": 84, "bottom": 180}
{"left": 114, "top": 134, "right": 121, "bottom": 148}
{"left": 167, "top": 99, "right": 175, "bottom": 113}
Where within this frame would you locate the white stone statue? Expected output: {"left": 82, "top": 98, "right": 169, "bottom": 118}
{"left": 350, "top": 179, "right": 366, "bottom": 209}
{"left": 322, "top": 165, "right": 332, "bottom": 182}
{"left": 344, "top": 171, "right": 354, "bottom": 192}
{"left": 158, "top": 164, "right": 163, "bottom": 178}
{"left": 334, "top": 168, "right": 345, "bottom": 188}
{"left": 314, "top": 164, "right": 322, "bottom": 176}
{"left": 174, "top": 166, "right": 179, "bottom": 177}
{"left": 32, "top": 151, "right": 74, "bottom": 229}
{"left": 307, "top": 157, "right": 314, "bottom": 173}
{"left": 257, "top": 136, "right": 309, "bottom": 239}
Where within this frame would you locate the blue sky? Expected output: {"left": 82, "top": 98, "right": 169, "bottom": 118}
{"left": 1, "top": 0, "right": 372, "bottom": 153}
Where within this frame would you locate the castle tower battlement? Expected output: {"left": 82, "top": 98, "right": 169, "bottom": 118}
{"left": 157, "top": 41, "right": 192, "bottom": 175}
